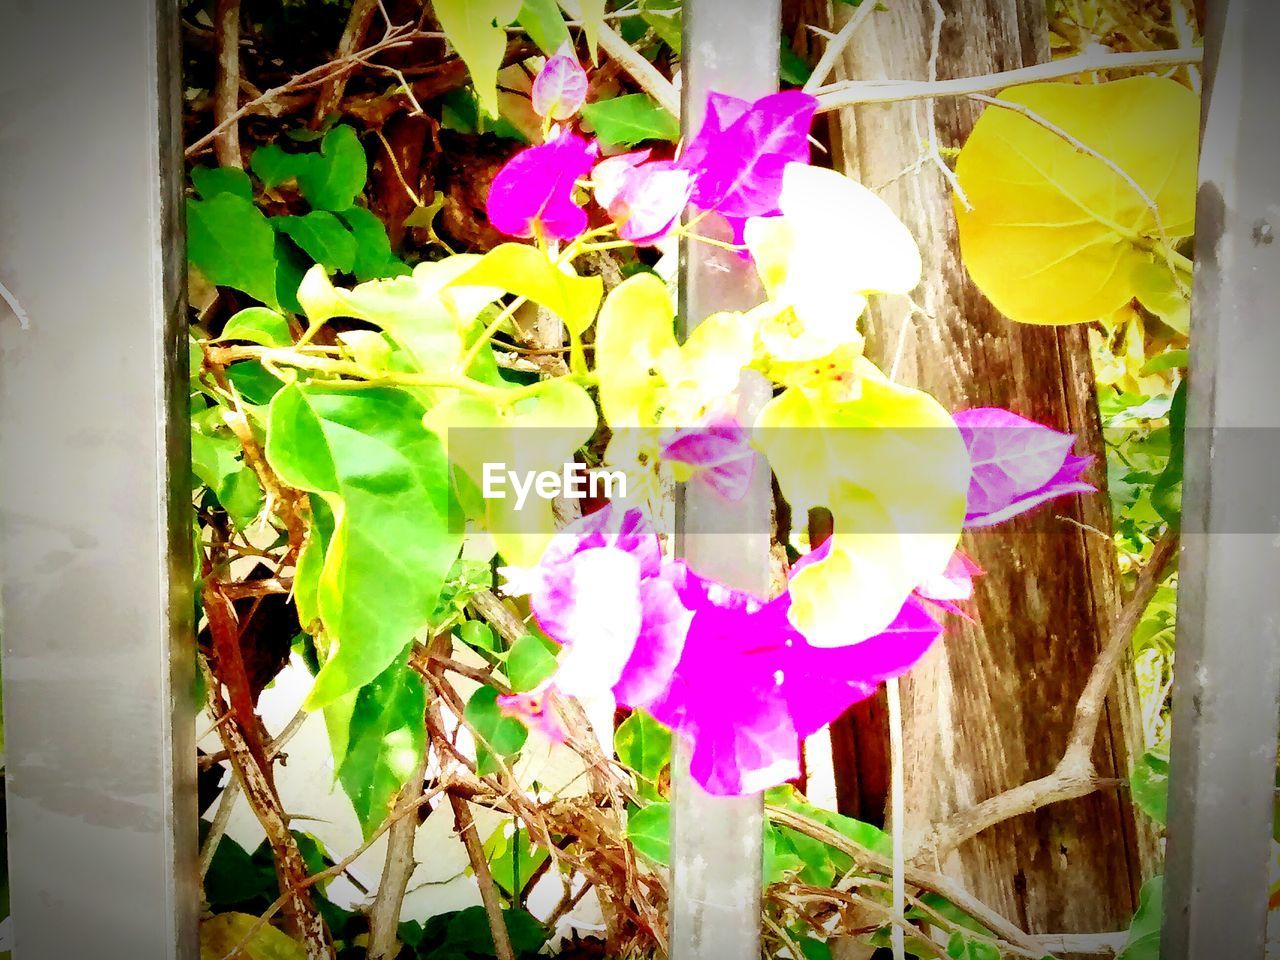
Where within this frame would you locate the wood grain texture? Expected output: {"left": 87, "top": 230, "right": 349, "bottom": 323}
{"left": 806, "top": 0, "right": 1159, "bottom": 933}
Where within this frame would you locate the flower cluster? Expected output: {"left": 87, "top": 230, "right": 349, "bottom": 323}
{"left": 485, "top": 51, "right": 817, "bottom": 248}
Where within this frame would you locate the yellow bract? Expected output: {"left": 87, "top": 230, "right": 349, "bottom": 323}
{"left": 452, "top": 243, "right": 604, "bottom": 337}
{"left": 746, "top": 163, "right": 922, "bottom": 362}
{"left": 426, "top": 378, "right": 598, "bottom": 567}
{"left": 756, "top": 359, "right": 970, "bottom": 648}
{"left": 954, "top": 76, "right": 1198, "bottom": 325}
{"left": 200, "top": 914, "right": 305, "bottom": 960}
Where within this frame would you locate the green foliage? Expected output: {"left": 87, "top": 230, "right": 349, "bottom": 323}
{"left": 399, "top": 906, "right": 547, "bottom": 959}
{"left": 484, "top": 825, "right": 550, "bottom": 899}
{"left": 504, "top": 633, "right": 559, "bottom": 692}
{"left": 265, "top": 383, "right": 460, "bottom": 709}
{"left": 272, "top": 212, "right": 358, "bottom": 274}
{"left": 639, "top": 0, "right": 682, "bottom": 51}
{"left": 188, "top": 192, "right": 282, "bottom": 309}
{"left": 581, "top": 93, "right": 681, "bottom": 147}
{"left": 326, "top": 649, "right": 427, "bottom": 838}
{"left": 516, "top": 0, "right": 571, "bottom": 54}
{"left": 1130, "top": 748, "right": 1170, "bottom": 827}
{"left": 217, "top": 306, "right": 293, "bottom": 348}
{"left": 626, "top": 800, "right": 671, "bottom": 865}
{"left": 252, "top": 125, "right": 367, "bottom": 211}
{"left": 464, "top": 686, "right": 529, "bottom": 775}
{"left": 1116, "top": 876, "right": 1163, "bottom": 960}
{"left": 191, "top": 429, "right": 264, "bottom": 529}
{"left": 614, "top": 709, "right": 673, "bottom": 800}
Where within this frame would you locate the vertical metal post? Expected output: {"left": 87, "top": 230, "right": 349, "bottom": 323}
{"left": 1163, "top": 2, "right": 1280, "bottom": 958}
{"left": 0, "top": 2, "right": 198, "bottom": 959}
{"left": 671, "top": 3, "right": 780, "bottom": 958}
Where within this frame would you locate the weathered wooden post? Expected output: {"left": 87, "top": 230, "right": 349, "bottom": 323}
{"left": 670, "top": 2, "right": 780, "bottom": 957}
{"left": 0, "top": 1, "right": 198, "bottom": 958}
{"left": 1163, "top": 2, "right": 1280, "bottom": 958}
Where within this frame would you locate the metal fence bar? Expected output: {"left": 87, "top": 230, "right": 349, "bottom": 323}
{"left": 670, "top": 3, "right": 781, "bottom": 958}
{"left": 1163, "top": 2, "right": 1280, "bottom": 958}
{"left": 0, "top": 1, "right": 197, "bottom": 958}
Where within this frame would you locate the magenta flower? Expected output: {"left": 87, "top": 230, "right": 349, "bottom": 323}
{"left": 954, "top": 408, "right": 1096, "bottom": 527}
{"left": 532, "top": 45, "right": 589, "bottom": 121}
{"left": 915, "top": 550, "right": 983, "bottom": 619}
{"left": 486, "top": 130, "right": 599, "bottom": 242}
{"left": 660, "top": 412, "right": 757, "bottom": 502}
{"left": 592, "top": 150, "right": 691, "bottom": 245}
{"left": 645, "top": 542, "right": 943, "bottom": 795}
{"left": 678, "top": 90, "right": 818, "bottom": 227}
{"left": 498, "top": 506, "right": 692, "bottom": 707}
{"left": 500, "top": 505, "right": 944, "bottom": 796}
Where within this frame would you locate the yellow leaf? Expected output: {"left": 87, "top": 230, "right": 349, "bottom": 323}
{"left": 200, "top": 914, "right": 306, "bottom": 960}
{"left": 426, "top": 378, "right": 598, "bottom": 566}
{"left": 954, "top": 76, "right": 1198, "bottom": 325}
{"left": 756, "top": 359, "right": 969, "bottom": 647}
{"left": 297, "top": 259, "right": 499, "bottom": 375}
{"left": 434, "top": 0, "right": 524, "bottom": 117}
{"left": 451, "top": 243, "right": 604, "bottom": 337}
{"left": 580, "top": 0, "right": 607, "bottom": 64}
{"left": 1132, "top": 259, "right": 1191, "bottom": 336}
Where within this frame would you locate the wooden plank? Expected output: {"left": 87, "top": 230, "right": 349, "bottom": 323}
{"left": 668, "top": 2, "right": 780, "bottom": 957}
{"left": 810, "top": 0, "right": 1157, "bottom": 932}
{"left": 1163, "top": 2, "right": 1280, "bottom": 957}
{"left": 0, "top": 1, "right": 198, "bottom": 957}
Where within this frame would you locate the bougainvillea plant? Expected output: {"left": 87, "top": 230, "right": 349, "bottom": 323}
{"left": 222, "top": 48, "right": 1101, "bottom": 799}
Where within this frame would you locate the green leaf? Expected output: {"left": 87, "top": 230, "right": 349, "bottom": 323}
{"left": 227, "top": 360, "right": 284, "bottom": 406}
{"left": 187, "top": 194, "right": 280, "bottom": 309}
{"left": 338, "top": 206, "right": 410, "bottom": 282}
{"left": 1116, "top": 876, "right": 1163, "bottom": 960}
{"left": 614, "top": 709, "right": 672, "bottom": 797}
{"left": 273, "top": 211, "right": 358, "bottom": 274}
{"left": 581, "top": 93, "right": 680, "bottom": 147}
{"left": 191, "top": 430, "right": 264, "bottom": 529}
{"left": 192, "top": 166, "right": 253, "bottom": 201}
{"left": 945, "top": 932, "right": 1002, "bottom": 960}
{"left": 1130, "top": 749, "right": 1169, "bottom": 827}
{"left": 200, "top": 914, "right": 306, "bottom": 960}
{"left": 483, "top": 826, "right": 550, "bottom": 898}
{"left": 433, "top": 0, "right": 524, "bottom": 118}
{"left": 251, "top": 126, "right": 368, "bottom": 212}
{"left": 763, "top": 824, "right": 807, "bottom": 884}
{"left": 464, "top": 686, "right": 528, "bottom": 775}
{"left": 1139, "top": 349, "right": 1189, "bottom": 376}
{"left": 640, "top": 0, "right": 682, "bottom": 51}
{"left": 780, "top": 37, "right": 813, "bottom": 86}
{"left": 626, "top": 801, "right": 671, "bottom": 865}
{"left": 444, "top": 906, "right": 548, "bottom": 956}
{"left": 295, "top": 494, "right": 335, "bottom": 629}
{"left": 458, "top": 620, "right": 501, "bottom": 653}
{"left": 265, "top": 383, "right": 460, "bottom": 709}
{"left": 517, "top": 0, "right": 571, "bottom": 54}
{"left": 327, "top": 649, "right": 427, "bottom": 838}
{"left": 218, "top": 307, "right": 293, "bottom": 348}
{"left": 505, "top": 633, "right": 559, "bottom": 692}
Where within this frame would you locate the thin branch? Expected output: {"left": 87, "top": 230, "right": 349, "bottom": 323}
{"left": 450, "top": 791, "right": 517, "bottom": 960}
{"left": 223, "top": 781, "right": 450, "bottom": 960}
{"left": 186, "top": 24, "right": 423, "bottom": 159}
{"left": 803, "top": 0, "right": 881, "bottom": 94}
{"left": 766, "top": 805, "right": 1043, "bottom": 955}
{"left": 202, "top": 658, "right": 333, "bottom": 959}
{"left": 912, "top": 530, "right": 1180, "bottom": 863}
{"left": 0, "top": 278, "right": 30, "bottom": 330}
{"left": 556, "top": 0, "right": 680, "bottom": 116}
{"left": 815, "top": 47, "right": 1205, "bottom": 112}
{"left": 213, "top": 0, "right": 243, "bottom": 167}
{"left": 313, "top": 0, "right": 380, "bottom": 126}
{"left": 367, "top": 751, "right": 431, "bottom": 960}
